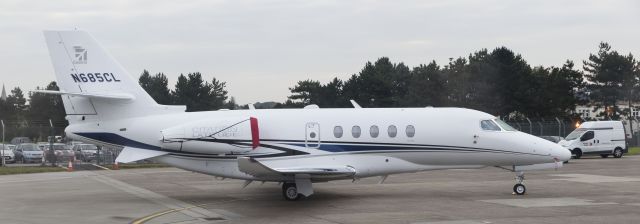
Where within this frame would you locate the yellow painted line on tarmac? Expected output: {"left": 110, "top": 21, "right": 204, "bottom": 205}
{"left": 130, "top": 204, "right": 207, "bottom": 224}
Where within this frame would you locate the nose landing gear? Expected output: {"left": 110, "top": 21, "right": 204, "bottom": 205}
{"left": 513, "top": 171, "right": 526, "bottom": 195}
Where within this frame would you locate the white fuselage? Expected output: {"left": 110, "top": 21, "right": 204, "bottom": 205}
{"left": 66, "top": 107, "right": 570, "bottom": 182}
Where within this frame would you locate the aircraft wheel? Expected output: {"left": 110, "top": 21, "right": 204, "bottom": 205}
{"left": 613, "top": 148, "right": 623, "bottom": 158}
{"left": 513, "top": 184, "right": 526, "bottom": 195}
{"left": 282, "top": 183, "right": 301, "bottom": 201}
{"left": 600, "top": 154, "right": 609, "bottom": 158}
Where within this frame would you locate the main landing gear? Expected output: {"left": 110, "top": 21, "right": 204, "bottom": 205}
{"left": 282, "top": 182, "right": 303, "bottom": 201}
{"left": 513, "top": 171, "right": 526, "bottom": 195}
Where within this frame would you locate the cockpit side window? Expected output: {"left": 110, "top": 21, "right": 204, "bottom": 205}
{"left": 480, "top": 120, "right": 501, "bottom": 131}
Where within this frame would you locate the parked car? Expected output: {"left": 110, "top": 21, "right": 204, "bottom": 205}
{"left": 1, "top": 144, "right": 16, "bottom": 164}
{"left": 37, "top": 142, "right": 49, "bottom": 150}
{"left": 539, "top": 136, "right": 564, "bottom": 143}
{"left": 10, "top": 137, "right": 31, "bottom": 145}
{"left": 5, "top": 144, "right": 15, "bottom": 150}
{"left": 43, "top": 143, "right": 75, "bottom": 162}
{"left": 559, "top": 121, "right": 627, "bottom": 159}
{"left": 73, "top": 144, "right": 99, "bottom": 162}
{"left": 14, "top": 143, "right": 44, "bottom": 163}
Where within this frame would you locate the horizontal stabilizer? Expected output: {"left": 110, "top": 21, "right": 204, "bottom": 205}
{"left": 30, "top": 90, "right": 134, "bottom": 101}
{"left": 115, "top": 147, "right": 168, "bottom": 163}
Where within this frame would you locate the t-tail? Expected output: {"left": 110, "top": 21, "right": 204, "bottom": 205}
{"left": 40, "top": 30, "right": 184, "bottom": 123}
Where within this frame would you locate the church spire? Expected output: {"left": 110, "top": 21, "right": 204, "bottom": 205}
{"left": 1, "top": 84, "right": 6, "bottom": 101}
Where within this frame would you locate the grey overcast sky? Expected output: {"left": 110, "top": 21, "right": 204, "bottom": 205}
{"left": 1, "top": 0, "right": 639, "bottom": 104}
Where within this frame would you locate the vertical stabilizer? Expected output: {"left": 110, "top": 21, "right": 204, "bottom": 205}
{"left": 43, "top": 30, "right": 183, "bottom": 122}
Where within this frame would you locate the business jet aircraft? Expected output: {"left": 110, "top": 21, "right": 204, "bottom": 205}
{"left": 37, "top": 30, "right": 571, "bottom": 200}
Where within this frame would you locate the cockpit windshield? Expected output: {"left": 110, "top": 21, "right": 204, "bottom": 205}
{"left": 565, "top": 128, "right": 586, "bottom": 140}
{"left": 494, "top": 119, "right": 517, "bottom": 131}
{"left": 480, "top": 119, "right": 517, "bottom": 132}
{"left": 481, "top": 120, "right": 501, "bottom": 131}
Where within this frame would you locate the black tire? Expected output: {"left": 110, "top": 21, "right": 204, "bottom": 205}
{"left": 613, "top": 148, "right": 623, "bottom": 158}
{"left": 572, "top": 149, "right": 582, "bottom": 159}
{"left": 513, "top": 184, "right": 526, "bottom": 195}
{"left": 600, "top": 154, "right": 609, "bottom": 158}
{"left": 282, "top": 183, "right": 301, "bottom": 201}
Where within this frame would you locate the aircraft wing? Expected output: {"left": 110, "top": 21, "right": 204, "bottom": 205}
{"left": 116, "top": 147, "right": 169, "bottom": 163}
{"left": 30, "top": 90, "right": 134, "bottom": 101}
{"left": 237, "top": 157, "right": 356, "bottom": 179}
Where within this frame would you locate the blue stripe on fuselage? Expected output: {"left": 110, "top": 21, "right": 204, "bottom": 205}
{"left": 287, "top": 143, "right": 406, "bottom": 152}
{"left": 74, "top": 132, "right": 161, "bottom": 150}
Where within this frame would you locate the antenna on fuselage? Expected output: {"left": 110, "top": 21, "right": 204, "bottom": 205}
{"left": 349, "top": 100, "right": 362, "bottom": 109}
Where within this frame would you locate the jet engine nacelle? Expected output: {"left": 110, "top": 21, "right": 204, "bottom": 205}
{"left": 161, "top": 116, "right": 259, "bottom": 154}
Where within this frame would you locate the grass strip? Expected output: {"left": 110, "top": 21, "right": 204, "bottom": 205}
{"left": 0, "top": 166, "right": 66, "bottom": 175}
{"left": 628, "top": 147, "right": 640, "bottom": 155}
{"left": 117, "top": 163, "right": 170, "bottom": 169}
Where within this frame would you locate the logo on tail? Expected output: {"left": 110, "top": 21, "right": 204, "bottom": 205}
{"left": 73, "top": 46, "right": 87, "bottom": 64}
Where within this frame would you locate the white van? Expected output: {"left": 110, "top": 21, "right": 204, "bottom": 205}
{"left": 558, "top": 121, "right": 627, "bottom": 159}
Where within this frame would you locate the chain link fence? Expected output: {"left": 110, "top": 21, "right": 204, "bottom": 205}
{"left": 1, "top": 119, "right": 122, "bottom": 166}
{"left": 504, "top": 117, "right": 640, "bottom": 147}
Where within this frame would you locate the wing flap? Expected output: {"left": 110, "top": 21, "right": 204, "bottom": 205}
{"left": 115, "top": 147, "right": 169, "bottom": 163}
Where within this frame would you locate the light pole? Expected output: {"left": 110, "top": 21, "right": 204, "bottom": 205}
{"left": 1, "top": 120, "right": 5, "bottom": 167}
{"left": 49, "top": 119, "right": 56, "bottom": 167}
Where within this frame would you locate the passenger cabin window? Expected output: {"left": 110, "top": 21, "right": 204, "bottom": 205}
{"left": 370, "top": 125, "right": 379, "bottom": 138}
{"left": 388, "top": 125, "right": 397, "bottom": 138}
{"left": 480, "top": 120, "right": 501, "bottom": 131}
{"left": 352, "top": 126, "right": 361, "bottom": 138}
{"left": 406, "top": 125, "right": 415, "bottom": 137}
{"left": 334, "top": 126, "right": 343, "bottom": 138}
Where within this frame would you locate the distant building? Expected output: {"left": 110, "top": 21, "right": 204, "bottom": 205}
{"left": 1, "top": 84, "right": 6, "bottom": 101}
{"left": 574, "top": 101, "right": 640, "bottom": 137}
{"left": 574, "top": 101, "right": 640, "bottom": 120}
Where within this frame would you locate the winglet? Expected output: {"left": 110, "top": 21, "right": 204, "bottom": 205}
{"left": 349, "top": 100, "right": 362, "bottom": 108}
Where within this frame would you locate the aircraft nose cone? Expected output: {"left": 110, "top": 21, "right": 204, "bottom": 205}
{"left": 553, "top": 144, "right": 571, "bottom": 162}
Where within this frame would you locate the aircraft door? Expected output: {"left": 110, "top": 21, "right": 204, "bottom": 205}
{"left": 305, "top": 122, "right": 321, "bottom": 148}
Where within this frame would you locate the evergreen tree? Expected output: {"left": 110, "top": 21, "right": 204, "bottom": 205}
{"left": 288, "top": 79, "right": 322, "bottom": 106}
{"left": 139, "top": 70, "right": 172, "bottom": 104}
{"left": 403, "top": 61, "right": 446, "bottom": 107}
{"left": 583, "top": 42, "right": 639, "bottom": 119}
{"left": 172, "top": 73, "right": 229, "bottom": 111}
{"left": 210, "top": 77, "right": 229, "bottom": 110}
{"left": 28, "top": 82, "right": 66, "bottom": 122}
{"left": 4, "top": 87, "right": 27, "bottom": 121}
